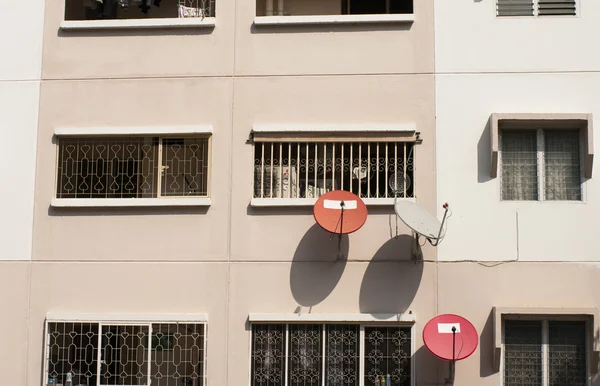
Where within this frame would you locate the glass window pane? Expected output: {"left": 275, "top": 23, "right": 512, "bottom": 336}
{"left": 325, "top": 324, "right": 359, "bottom": 386}
{"left": 47, "top": 322, "right": 100, "bottom": 386}
{"left": 57, "top": 137, "right": 159, "bottom": 199}
{"left": 544, "top": 130, "right": 582, "bottom": 201}
{"left": 501, "top": 130, "right": 538, "bottom": 201}
{"left": 150, "top": 323, "right": 205, "bottom": 386}
{"left": 288, "top": 324, "right": 322, "bottom": 386}
{"left": 251, "top": 324, "right": 285, "bottom": 386}
{"left": 363, "top": 327, "right": 411, "bottom": 386}
{"left": 503, "top": 320, "right": 542, "bottom": 386}
{"left": 549, "top": 321, "right": 587, "bottom": 386}
{"left": 161, "top": 137, "right": 210, "bottom": 197}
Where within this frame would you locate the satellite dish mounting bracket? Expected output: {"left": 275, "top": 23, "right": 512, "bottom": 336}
{"left": 328, "top": 200, "right": 346, "bottom": 259}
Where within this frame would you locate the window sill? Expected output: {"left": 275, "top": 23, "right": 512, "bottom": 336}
{"left": 253, "top": 14, "right": 414, "bottom": 26}
{"left": 250, "top": 197, "right": 415, "bottom": 207}
{"left": 51, "top": 198, "right": 211, "bottom": 208}
{"left": 59, "top": 17, "right": 216, "bottom": 30}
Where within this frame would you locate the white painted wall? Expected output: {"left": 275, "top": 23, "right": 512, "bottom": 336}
{"left": 434, "top": 0, "right": 600, "bottom": 262}
{"left": 434, "top": 0, "right": 600, "bottom": 73}
{"left": 436, "top": 73, "right": 599, "bottom": 262}
{"left": 0, "top": 0, "right": 44, "bottom": 260}
{"left": 0, "top": 0, "right": 45, "bottom": 81}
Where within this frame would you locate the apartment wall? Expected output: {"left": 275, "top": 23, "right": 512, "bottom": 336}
{"left": 435, "top": 0, "right": 600, "bottom": 73}
{"left": 25, "top": 1, "right": 438, "bottom": 386}
{"left": 0, "top": 0, "right": 45, "bottom": 261}
{"left": 434, "top": 0, "right": 600, "bottom": 384}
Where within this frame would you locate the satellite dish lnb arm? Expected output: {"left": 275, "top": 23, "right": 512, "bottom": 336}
{"left": 430, "top": 203, "right": 449, "bottom": 247}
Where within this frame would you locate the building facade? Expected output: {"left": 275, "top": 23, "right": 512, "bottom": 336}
{"left": 0, "top": 0, "right": 597, "bottom": 385}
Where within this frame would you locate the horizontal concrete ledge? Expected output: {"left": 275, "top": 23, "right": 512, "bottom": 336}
{"left": 252, "top": 124, "right": 416, "bottom": 133}
{"left": 249, "top": 313, "right": 416, "bottom": 323}
{"left": 51, "top": 198, "right": 211, "bottom": 208}
{"left": 60, "top": 17, "right": 216, "bottom": 30}
{"left": 55, "top": 125, "right": 213, "bottom": 136}
{"left": 254, "top": 14, "right": 414, "bottom": 26}
{"left": 47, "top": 313, "right": 208, "bottom": 322}
{"left": 250, "top": 197, "right": 415, "bottom": 207}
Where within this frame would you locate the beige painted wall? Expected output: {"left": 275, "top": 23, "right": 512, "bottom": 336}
{"left": 33, "top": 78, "right": 232, "bottom": 261}
{"left": 25, "top": 262, "right": 229, "bottom": 386}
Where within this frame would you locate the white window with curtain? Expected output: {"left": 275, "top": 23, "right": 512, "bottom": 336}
{"left": 500, "top": 129, "right": 582, "bottom": 201}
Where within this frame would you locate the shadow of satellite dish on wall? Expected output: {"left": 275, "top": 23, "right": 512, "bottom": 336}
{"left": 290, "top": 224, "right": 349, "bottom": 307}
{"left": 359, "top": 235, "right": 423, "bottom": 317}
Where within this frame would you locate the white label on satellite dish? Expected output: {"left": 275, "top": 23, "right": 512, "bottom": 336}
{"left": 438, "top": 323, "right": 461, "bottom": 334}
{"left": 324, "top": 200, "right": 358, "bottom": 210}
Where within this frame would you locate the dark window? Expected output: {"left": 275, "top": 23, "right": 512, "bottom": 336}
{"left": 342, "top": 0, "right": 413, "bottom": 15}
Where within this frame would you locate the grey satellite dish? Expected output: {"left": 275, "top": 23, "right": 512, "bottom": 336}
{"left": 394, "top": 201, "right": 450, "bottom": 248}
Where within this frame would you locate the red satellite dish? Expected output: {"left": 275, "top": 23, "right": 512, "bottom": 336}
{"left": 423, "top": 314, "right": 478, "bottom": 361}
{"left": 314, "top": 190, "right": 368, "bottom": 235}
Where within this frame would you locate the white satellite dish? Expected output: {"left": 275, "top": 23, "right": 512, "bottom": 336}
{"left": 394, "top": 201, "right": 450, "bottom": 247}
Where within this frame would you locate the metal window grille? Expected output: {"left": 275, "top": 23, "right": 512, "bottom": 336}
{"left": 250, "top": 324, "right": 411, "bottom": 386}
{"left": 178, "top": 0, "right": 216, "bottom": 17}
{"left": 504, "top": 321, "right": 543, "bottom": 386}
{"left": 253, "top": 142, "right": 415, "bottom": 200}
{"left": 46, "top": 321, "right": 206, "bottom": 386}
{"left": 500, "top": 129, "right": 582, "bottom": 201}
{"left": 503, "top": 320, "right": 587, "bottom": 386}
{"left": 56, "top": 136, "right": 210, "bottom": 199}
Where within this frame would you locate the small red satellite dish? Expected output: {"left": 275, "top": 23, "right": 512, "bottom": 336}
{"left": 314, "top": 190, "right": 368, "bottom": 235}
{"left": 423, "top": 314, "right": 478, "bottom": 361}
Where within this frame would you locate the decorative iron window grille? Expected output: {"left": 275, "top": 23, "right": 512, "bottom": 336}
{"left": 45, "top": 321, "right": 206, "bottom": 386}
{"left": 503, "top": 319, "right": 587, "bottom": 386}
{"left": 500, "top": 129, "right": 582, "bottom": 201}
{"left": 56, "top": 136, "right": 210, "bottom": 199}
{"left": 250, "top": 324, "right": 412, "bottom": 386}
{"left": 253, "top": 141, "right": 415, "bottom": 200}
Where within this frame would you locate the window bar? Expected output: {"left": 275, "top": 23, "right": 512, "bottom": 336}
{"left": 376, "top": 143, "right": 380, "bottom": 198}
{"left": 96, "top": 323, "right": 103, "bottom": 386}
{"left": 341, "top": 144, "right": 345, "bottom": 193}
{"left": 43, "top": 323, "right": 49, "bottom": 386}
{"left": 332, "top": 144, "right": 336, "bottom": 196}
{"left": 358, "top": 143, "right": 362, "bottom": 198}
{"left": 296, "top": 143, "right": 300, "bottom": 199}
{"left": 314, "top": 143, "right": 318, "bottom": 198}
{"left": 394, "top": 143, "right": 398, "bottom": 196}
{"left": 147, "top": 324, "right": 153, "bottom": 386}
{"left": 359, "top": 326, "right": 365, "bottom": 386}
{"left": 287, "top": 143, "right": 292, "bottom": 198}
{"left": 203, "top": 323, "right": 208, "bottom": 386}
{"left": 322, "top": 324, "right": 326, "bottom": 386}
{"left": 285, "top": 324, "right": 290, "bottom": 386}
{"left": 403, "top": 143, "right": 407, "bottom": 198}
{"left": 305, "top": 143, "right": 309, "bottom": 198}
{"left": 323, "top": 142, "right": 327, "bottom": 195}
{"left": 367, "top": 144, "right": 371, "bottom": 198}
{"left": 270, "top": 142, "right": 274, "bottom": 198}
{"left": 542, "top": 320, "right": 549, "bottom": 386}
{"left": 260, "top": 143, "right": 265, "bottom": 199}
{"left": 349, "top": 144, "right": 353, "bottom": 194}
{"left": 537, "top": 129, "right": 544, "bottom": 201}
{"left": 74, "top": 139, "right": 80, "bottom": 199}
{"left": 157, "top": 138, "right": 164, "bottom": 198}
{"left": 385, "top": 144, "right": 389, "bottom": 198}
{"left": 279, "top": 142, "right": 283, "bottom": 199}
{"left": 55, "top": 138, "right": 61, "bottom": 198}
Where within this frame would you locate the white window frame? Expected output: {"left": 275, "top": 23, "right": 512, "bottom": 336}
{"left": 51, "top": 126, "right": 213, "bottom": 208}
{"left": 249, "top": 124, "right": 419, "bottom": 207}
{"left": 499, "top": 128, "right": 585, "bottom": 202}
{"left": 496, "top": 0, "right": 579, "bottom": 18}
{"left": 44, "top": 313, "right": 208, "bottom": 386}
{"left": 248, "top": 313, "right": 416, "bottom": 386}
{"left": 500, "top": 315, "right": 591, "bottom": 386}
